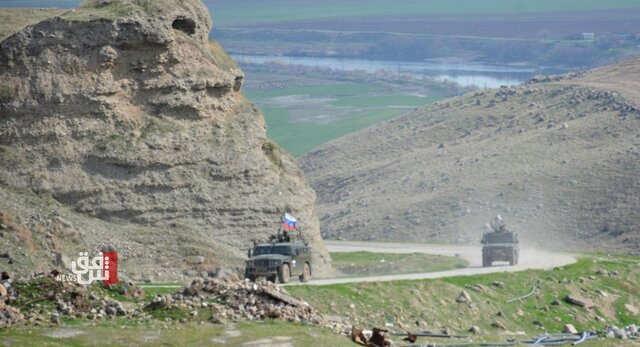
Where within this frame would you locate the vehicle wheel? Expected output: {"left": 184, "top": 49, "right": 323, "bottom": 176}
{"left": 299, "top": 263, "right": 310, "bottom": 283}
{"left": 515, "top": 251, "right": 519, "bottom": 265}
{"left": 482, "top": 255, "right": 491, "bottom": 267}
{"left": 277, "top": 264, "right": 290, "bottom": 284}
{"left": 509, "top": 251, "right": 516, "bottom": 266}
{"left": 245, "top": 274, "right": 256, "bottom": 282}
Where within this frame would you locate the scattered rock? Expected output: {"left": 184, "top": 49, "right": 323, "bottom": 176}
{"left": 0, "top": 305, "right": 23, "bottom": 327}
{"left": 491, "top": 321, "right": 505, "bottom": 330}
{"left": 186, "top": 255, "right": 205, "bottom": 265}
{"left": 468, "top": 284, "right": 485, "bottom": 293}
{"left": 613, "top": 328, "right": 628, "bottom": 339}
{"left": 469, "top": 326, "right": 481, "bottom": 334}
{"left": 51, "top": 312, "right": 61, "bottom": 325}
{"left": 150, "top": 277, "right": 324, "bottom": 325}
{"left": 455, "top": 290, "right": 472, "bottom": 303}
{"left": 0, "top": 284, "right": 7, "bottom": 298}
{"left": 492, "top": 281, "right": 505, "bottom": 288}
{"left": 596, "top": 290, "right": 608, "bottom": 298}
{"left": 624, "top": 304, "right": 639, "bottom": 316}
{"left": 563, "top": 324, "right": 578, "bottom": 334}
{"left": 564, "top": 295, "right": 595, "bottom": 309}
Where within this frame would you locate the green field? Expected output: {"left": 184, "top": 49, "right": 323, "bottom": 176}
{"left": 248, "top": 82, "right": 441, "bottom": 157}
{"left": 209, "top": 0, "right": 640, "bottom": 25}
{"left": 261, "top": 106, "right": 401, "bottom": 157}
{"left": 330, "top": 251, "right": 468, "bottom": 277}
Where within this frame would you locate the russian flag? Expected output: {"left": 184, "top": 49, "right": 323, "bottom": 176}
{"left": 283, "top": 213, "right": 297, "bottom": 231}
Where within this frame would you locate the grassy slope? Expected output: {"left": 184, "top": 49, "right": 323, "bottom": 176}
{"left": 288, "top": 255, "right": 640, "bottom": 340}
{"left": 2, "top": 255, "right": 638, "bottom": 346}
{"left": 330, "top": 251, "right": 468, "bottom": 277}
{"left": 0, "top": 320, "right": 350, "bottom": 347}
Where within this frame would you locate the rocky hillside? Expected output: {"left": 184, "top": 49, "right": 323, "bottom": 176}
{"left": 300, "top": 58, "right": 640, "bottom": 253}
{"left": 0, "top": 0, "right": 330, "bottom": 280}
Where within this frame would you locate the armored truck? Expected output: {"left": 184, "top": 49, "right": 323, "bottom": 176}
{"left": 245, "top": 241, "right": 311, "bottom": 283}
{"left": 481, "top": 215, "right": 519, "bottom": 267}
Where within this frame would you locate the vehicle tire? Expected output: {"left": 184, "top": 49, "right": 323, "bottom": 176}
{"left": 299, "top": 263, "right": 310, "bottom": 283}
{"left": 515, "top": 251, "right": 519, "bottom": 265}
{"left": 277, "top": 264, "right": 290, "bottom": 284}
{"left": 509, "top": 251, "right": 516, "bottom": 266}
{"left": 245, "top": 274, "right": 256, "bottom": 282}
{"left": 482, "top": 255, "right": 491, "bottom": 267}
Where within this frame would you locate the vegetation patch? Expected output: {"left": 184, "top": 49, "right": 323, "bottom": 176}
{"left": 330, "top": 251, "right": 468, "bottom": 277}
{"left": 288, "top": 255, "right": 640, "bottom": 337}
{"left": 63, "top": 0, "right": 170, "bottom": 21}
{"left": 261, "top": 139, "right": 284, "bottom": 169}
{"left": 0, "top": 83, "right": 15, "bottom": 104}
{"left": 262, "top": 106, "right": 402, "bottom": 157}
{"left": 207, "top": 40, "right": 239, "bottom": 71}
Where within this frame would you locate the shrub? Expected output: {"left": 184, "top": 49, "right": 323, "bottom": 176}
{"left": 0, "top": 83, "right": 14, "bottom": 104}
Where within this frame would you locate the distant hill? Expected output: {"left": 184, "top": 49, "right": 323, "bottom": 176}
{"left": 300, "top": 57, "right": 640, "bottom": 253}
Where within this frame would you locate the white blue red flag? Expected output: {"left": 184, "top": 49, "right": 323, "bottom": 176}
{"left": 283, "top": 213, "right": 297, "bottom": 231}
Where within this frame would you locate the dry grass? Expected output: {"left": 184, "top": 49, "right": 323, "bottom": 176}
{"left": 0, "top": 8, "right": 64, "bottom": 41}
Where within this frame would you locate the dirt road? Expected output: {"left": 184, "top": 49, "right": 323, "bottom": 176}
{"left": 290, "top": 240, "right": 576, "bottom": 286}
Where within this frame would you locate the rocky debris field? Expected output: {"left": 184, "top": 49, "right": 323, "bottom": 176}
{"left": 0, "top": 270, "right": 324, "bottom": 329}
{"left": 148, "top": 277, "right": 325, "bottom": 324}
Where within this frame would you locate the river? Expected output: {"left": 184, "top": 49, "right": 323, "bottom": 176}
{"left": 233, "top": 54, "right": 552, "bottom": 89}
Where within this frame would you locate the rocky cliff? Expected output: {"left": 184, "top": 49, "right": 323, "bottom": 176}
{"left": 301, "top": 59, "right": 640, "bottom": 253}
{"left": 0, "top": 0, "right": 330, "bottom": 279}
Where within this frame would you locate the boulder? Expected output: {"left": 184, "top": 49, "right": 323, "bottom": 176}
{"left": 564, "top": 295, "right": 595, "bottom": 309}
{"left": 456, "top": 290, "right": 472, "bottom": 303}
{"left": 563, "top": 324, "right": 578, "bottom": 334}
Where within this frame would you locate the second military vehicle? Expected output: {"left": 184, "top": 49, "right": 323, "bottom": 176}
{"left": 481, "top": 215, "right": 519, "bottom": 267}
{"left": 245, "top": 240, "right": 312, "bottom": 283}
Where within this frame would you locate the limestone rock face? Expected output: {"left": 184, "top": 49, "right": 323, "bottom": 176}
{"left": 0, "top": 0, "right": 330, "bottom": 277}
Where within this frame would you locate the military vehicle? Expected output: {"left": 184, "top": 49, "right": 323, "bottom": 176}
{"left": 245, "top": 237, "right": 312, "bottom": 283}
{"left": 481, "top": 215, "right": 519, "bottom": 267}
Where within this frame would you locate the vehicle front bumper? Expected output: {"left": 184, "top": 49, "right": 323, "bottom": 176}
{"left": 246, "top": 267, "right": 278, "bottom": 276}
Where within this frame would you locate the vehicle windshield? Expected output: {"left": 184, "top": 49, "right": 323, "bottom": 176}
{"left": 485, "top": 232, "right": 516, "bottom": 243}
{"left": 253, "top": 245, "right": 291, "bottom": 256}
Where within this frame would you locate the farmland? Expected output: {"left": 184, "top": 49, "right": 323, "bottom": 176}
{"left": 243, "top": 64, "right": 460, "bottom": 157}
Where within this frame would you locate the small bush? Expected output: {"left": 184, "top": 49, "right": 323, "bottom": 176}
{"left": 0, "top": 83, "right": 14, "bottom": 104}
{"left": 262, "top": 140, "right": 284, "bottom": 169}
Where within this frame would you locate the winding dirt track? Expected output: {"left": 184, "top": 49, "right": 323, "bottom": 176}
{"left": 289, "top": 241, "right": 576, "bottom": 286}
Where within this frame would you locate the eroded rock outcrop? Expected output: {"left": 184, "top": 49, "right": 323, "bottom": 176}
{"left": 0, "top": 0, "right": 330, "bottom": 278}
